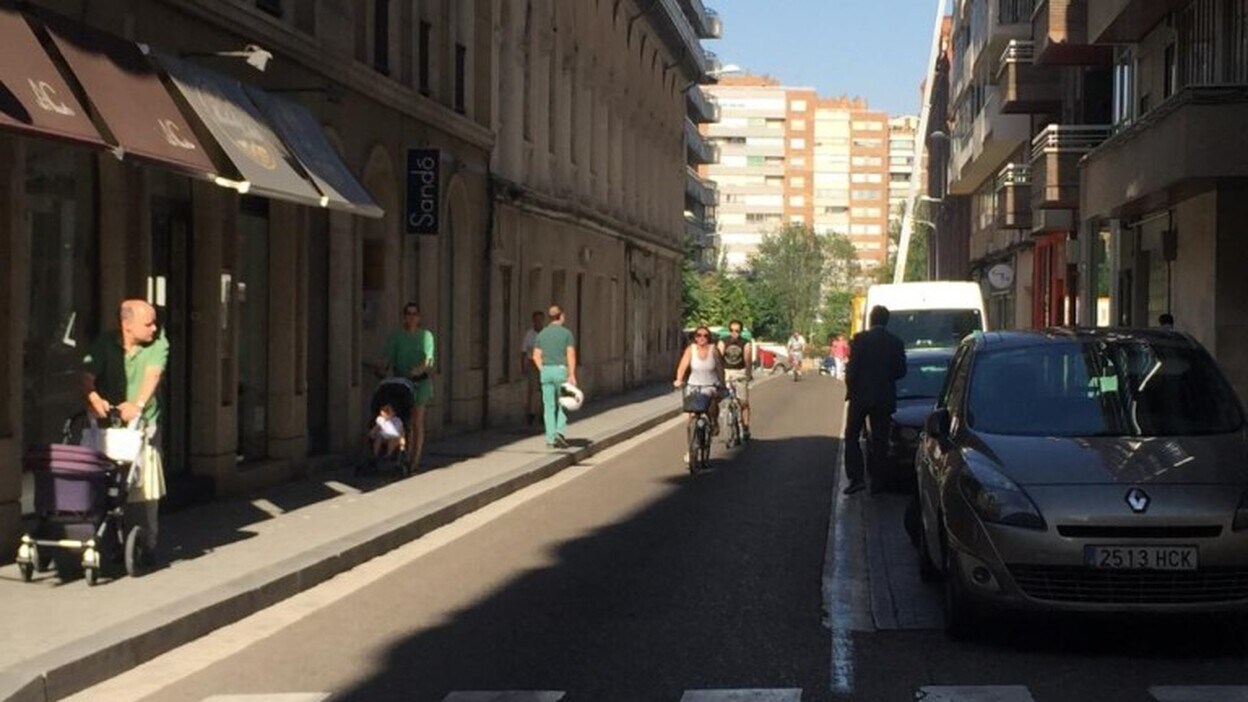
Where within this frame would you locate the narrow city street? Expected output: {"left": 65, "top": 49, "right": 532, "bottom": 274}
{"left": 66, "top": 376, "right": 1248, "bottom": 702}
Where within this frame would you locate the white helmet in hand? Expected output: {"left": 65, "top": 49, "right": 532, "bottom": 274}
{"left": 558, "top": 383, "right": 584, "bottom": 411}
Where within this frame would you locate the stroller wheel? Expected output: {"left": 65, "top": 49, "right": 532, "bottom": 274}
{"left": 125, "top": 526, "right": 147, "bottom": 577}
{"left": 18, "top": 560, "right": 33, "bottom": 582}
{"left": 84, "top": 566, "right": 99, "bottom": 587}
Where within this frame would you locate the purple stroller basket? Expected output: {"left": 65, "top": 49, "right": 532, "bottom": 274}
{"left": 25, "top": 444, "right": 116, "bottom": 515}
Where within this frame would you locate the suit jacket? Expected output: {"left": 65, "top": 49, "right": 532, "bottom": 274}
{"left": 845, "top": 326, "right": 907, "bottom": 412}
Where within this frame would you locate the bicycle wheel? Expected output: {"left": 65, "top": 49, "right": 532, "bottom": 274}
{"left": 697, "top": 422, "right": 712, "bottom": 471}
{"left": 687, "top": 419, "right": 701, "bottom": 474}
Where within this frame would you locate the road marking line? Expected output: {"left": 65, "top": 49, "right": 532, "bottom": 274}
{"left": 825, "top": 403, "right": 871, "bottom": 696}
{"left": 915, "top": 686, "right": 1035, "bottom": 701}
{"left": 199, "top": 689, "right": 329, "bottom": 694}
{"left": 442, "top": 693, "right": 566, "bottom": 702}
{"left": 1151, "top": 687, "right": 1248, "bottom": 702}
{"left": 680, "top": 690, "right": 802, "bottom": 701}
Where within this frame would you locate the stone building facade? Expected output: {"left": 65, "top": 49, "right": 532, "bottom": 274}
{"left": 1, "top": 0, "right": 696, "bottom": 554}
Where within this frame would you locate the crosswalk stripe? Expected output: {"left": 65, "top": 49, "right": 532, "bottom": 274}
{"left": 916, "top": 686, "right": 1035, "bottom": 702}
{"left": 199, "top": 689, "right": 329, "bottom": 694}
{"left": 442, "top": 693, "right": 566, "bottom": 702}
{"left": 1151, "top": 687, "right": 1248, "bottom": 702}
{"left": 680, "top": 690, "right": 802, "bottom": 701}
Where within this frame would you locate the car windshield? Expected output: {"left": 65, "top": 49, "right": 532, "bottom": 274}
{"left": 897, "top": 356, "right": 951, "bottom": 400}
{"left": 888, "top": 309, "right": 982, "bottom": 350}
{"left": 967, "top": 338, "right": 1245, "bottom": 437}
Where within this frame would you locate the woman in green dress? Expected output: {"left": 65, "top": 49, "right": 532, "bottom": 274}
{"left": 382, "top": 302, "right": 436, "bottom": 471}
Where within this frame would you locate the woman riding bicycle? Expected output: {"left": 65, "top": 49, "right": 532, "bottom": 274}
{"left": 674, "top": 326, "right": 726, "bottom": 456}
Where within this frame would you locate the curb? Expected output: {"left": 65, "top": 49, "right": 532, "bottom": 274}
{"left": 2, "top": 401, "right": 685, "bottom": 702}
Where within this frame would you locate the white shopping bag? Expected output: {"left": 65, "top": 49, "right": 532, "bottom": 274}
{"left": 83, "top": 417, "right": 146, "bottom": 466}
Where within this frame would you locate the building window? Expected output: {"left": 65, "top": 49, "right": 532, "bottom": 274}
{"left": 500, "top": 266, "right": 513, "bottom": 383}
{"left": 419, "top": 20, "right": 432, "bottom": 96}
{"left": 373, "top": 0, "right": 390, "bottom": 75}
{"left": 790, "top": 138, "right": 806, "bottom": 149}
{"left": 790, "top": 99, "right": 807, "bottom": 112}
{"left": 455, "top": 43, "right": 467, "bottom": 114}
{"left": 521, "top": 2, "right": 532, "bottom": 138}
{"left": 256, "top": 0, "right": 282, "bottom": 16}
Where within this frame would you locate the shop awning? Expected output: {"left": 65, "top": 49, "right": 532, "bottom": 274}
{"left": 31, "top": 12, "right": 218, "bottom": 179}
{"left": 153, "top": 52, "right": 324, "bottom": 207}
{"left": 245, "top": 86, "right": 384, "bottom": 219}
{"left": 0, "top": 5, "right": 105, "bottom": 148}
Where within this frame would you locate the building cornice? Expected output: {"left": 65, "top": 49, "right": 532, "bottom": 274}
{"left": 161, "top": 0, "right": 495, "bottom": 152}
{"left": 493, "top": 177, "right": 683, "bottom": 261}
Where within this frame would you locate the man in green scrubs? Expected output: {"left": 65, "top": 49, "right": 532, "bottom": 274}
{"left": 82, "top": 300, "right": 169, "bottom": 554}
{"left": 531, "top": 304, "right": 578, "bottom": 449}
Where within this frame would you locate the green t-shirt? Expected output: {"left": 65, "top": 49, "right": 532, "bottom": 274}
{"left": 83, "top": 331, "right": 170, "bottom": 426}
{"left": 535, "top": 325, "right": 576, "bottom": 367}
{"left": 384, "top": 328, "right": 435, "bottom": 379}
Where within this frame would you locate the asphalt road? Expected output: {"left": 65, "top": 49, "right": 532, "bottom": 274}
{"left": 70, "top": 373, "right": 1248, "bottom": 702}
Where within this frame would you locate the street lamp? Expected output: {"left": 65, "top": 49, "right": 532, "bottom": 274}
{"left": 179, "top": 44, "right": 274, "bottom": 72}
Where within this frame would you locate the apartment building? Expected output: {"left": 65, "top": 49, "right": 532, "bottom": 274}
{"left": 704, "top": 78, "right": 892, "bottom": 271}
{"left": 888, "top": 115, "right": 920, "bottom": 222}
{"left": 1, "top": 0, "right": 704, "bottom": 553}
{"left": 946, "top": 0, "right": 1037, "bottom": 329}
{"left": 683, "top": 1, "right": 723, "bottom": 270}
{"left": 1079, "top": 0, "right": 1248, "bottom": 399}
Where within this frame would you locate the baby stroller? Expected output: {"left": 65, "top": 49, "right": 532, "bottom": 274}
{"left": 16, "top": 412, "right": 149, "bottom": 586}
{"left": 358, "top": 377, "right": 417, "bottom": 478}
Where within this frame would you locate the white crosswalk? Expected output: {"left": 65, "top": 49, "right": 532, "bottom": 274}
{"left": 198, "top": 686, "right": 1248, "bottom": 701}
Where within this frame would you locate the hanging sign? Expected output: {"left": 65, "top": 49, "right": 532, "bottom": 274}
{"left": 406, "top": 148, "right": 440, "bottom": 235}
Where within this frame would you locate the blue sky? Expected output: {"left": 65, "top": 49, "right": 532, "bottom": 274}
{"left": 708, "top": 0, "right": 944, "bottom": 117}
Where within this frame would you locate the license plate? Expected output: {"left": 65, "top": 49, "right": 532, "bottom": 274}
{"left": 1085, "top": 545, "right": 1198, "bottom": 571}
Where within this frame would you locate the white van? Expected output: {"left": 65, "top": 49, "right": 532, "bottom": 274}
{"left": 863, "top": 281, "right": 987, "bottom": 349}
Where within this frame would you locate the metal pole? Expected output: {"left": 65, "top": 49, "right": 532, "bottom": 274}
{"left": 894, "top": 0, "right": 948, "bottom": 284}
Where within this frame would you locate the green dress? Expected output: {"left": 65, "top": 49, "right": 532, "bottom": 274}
{"left": 383, "top": 328, "right": 436, "bottom": 405}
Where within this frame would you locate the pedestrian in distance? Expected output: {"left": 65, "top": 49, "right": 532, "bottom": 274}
{"left": 843, "top": 305, "right": 907, "bottom": 496}
{"left": 521, "top": 310, "right": 546, "bottom": 426}
{"left": 532, "top": 304, "right": 578, "bottom": 449}
{"left": 831, "top": 333, "right": 850, "bottom": 380}
{"left": 382, "top": 302, "right": 436, "bottom": 472}
{"left": 82, "top": 299, "right": 169, "bottom": 557}
{"left": 1158, "top": 313, "right": 1175, "bottom": 330}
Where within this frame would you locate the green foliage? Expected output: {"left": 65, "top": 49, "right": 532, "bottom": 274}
{"left": 745, "top": 224, "right": 859, "bottom": 339}
{"left": 682, "top": 267, "right": 754, "bottom": 329}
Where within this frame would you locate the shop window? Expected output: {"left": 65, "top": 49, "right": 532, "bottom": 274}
{"left": 23, "top": 144, "right": 98, "bottom": 445}
{"left": 419, "top": 20, "right": 433, "bottom": 97}
{"left": 499, "top": 266, "right": 513, "bottom": 384}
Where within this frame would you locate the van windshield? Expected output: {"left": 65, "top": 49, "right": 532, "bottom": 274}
{"left": 887, "top": 309, "right": 982, "bottom": 349}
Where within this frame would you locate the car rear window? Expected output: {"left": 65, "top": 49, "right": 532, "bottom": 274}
{"left": 897, "top": 356, "right": 951, "bottom": 400}
{"left": 887, "top": 309, "right": 982, "bottom": 350}
{"left": 967, "top": 338, "right": 1245, "bottom": 437}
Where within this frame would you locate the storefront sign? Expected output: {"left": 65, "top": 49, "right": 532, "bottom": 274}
{"left": 406, "top": 148, "right": 440, "bottom": 235}
{"left": 988, "top": 263, "right": 1015, "bottom": 290}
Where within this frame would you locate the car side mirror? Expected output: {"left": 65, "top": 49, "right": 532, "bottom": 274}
{"left": 925, "top": 408, "right": 952, "bottom": 442}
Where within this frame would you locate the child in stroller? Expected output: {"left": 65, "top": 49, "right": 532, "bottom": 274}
{"left": 361, "top": 377, "right": 417, "bottom": 476}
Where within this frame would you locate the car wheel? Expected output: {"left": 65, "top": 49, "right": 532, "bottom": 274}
{"left": 943, "top": 542, "right": 974, "bottom": 640}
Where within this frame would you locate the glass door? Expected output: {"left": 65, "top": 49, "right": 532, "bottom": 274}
{"left": 237, "top": 198, "right": 270, "bottom": 462}
{"left": 150, "top": 197, "right": 192, "bottom": 475}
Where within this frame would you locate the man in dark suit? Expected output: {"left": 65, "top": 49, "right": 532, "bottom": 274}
{"left": 843, "top": 305, "right": 907, "bottom": 495}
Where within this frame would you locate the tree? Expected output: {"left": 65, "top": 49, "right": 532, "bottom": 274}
{"left": 747, "top": 224, "right": 852, "bottom": 338}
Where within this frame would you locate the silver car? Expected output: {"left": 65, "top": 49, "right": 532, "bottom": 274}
{"left": 916, "top": 329, "right": 1248, "bottom": 638}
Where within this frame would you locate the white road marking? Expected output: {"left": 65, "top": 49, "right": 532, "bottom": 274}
{"left": 1151, "top": 687, "right": 1248, "bottom": 702}
{"left": 680, "top": 691, "right": 802, "bottom": 701}
{"left": 442, "top": 693, "right": 565, "bottom": 702}
{"left": 199, "top": 689, "right": 329, "bottom": 694}
{"left": 825, "top": 406, "right": 871, "bottom": 696}
{"left": 915, "top": 686, "right": 1035, "bottom": 702}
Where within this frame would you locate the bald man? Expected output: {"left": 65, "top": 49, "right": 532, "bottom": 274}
{"left": 83, "top": 299, "right": 169, "bottom": 556}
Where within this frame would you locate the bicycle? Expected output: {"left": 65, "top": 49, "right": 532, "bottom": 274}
{"left": 682, "top": 385, "right": 715, "bottom": 474}
{"left": 722, "top": 383, "right": 743, "bottom": 448}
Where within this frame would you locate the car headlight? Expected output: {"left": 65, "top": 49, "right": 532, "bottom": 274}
{"left": 957, "top": 461, "right": 1046, "bottom": 530}
{"left": 1233, "top": 491, "right": 1248, "bottom": 531}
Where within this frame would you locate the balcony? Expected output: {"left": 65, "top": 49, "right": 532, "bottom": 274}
{"left": 980, "top": 0, "right": 1037, "bottom": 74}
{"left": 685, "top": 119, "right": 719, "bottom": 166}
{"left": 677, "top": 0, "right": 723, "bottom": 40}
{"left": 1032, "top": 0, "right": 1111, "bottom": 66}
{"left": 997, "top": 41, "right": 1061, "bottom": 114}
{"left": 1030, "top": 124, "right": 1111, "bottom": 209}
{"left": 704, "top": 49, "right": 723, "bottom": 77}
{"left": 686, "top": 85, "right": 721, "bottom": 124}
{"left": 686, "top": 167, "right": 719, "bottom": 207}
{"left": 651, "top": 0, "right": 709, "bottom": 79}
{"left": 949, "top": 88, "right": 1032, "bottom": 195}
{"left": 1084, "top": 87, "right": 1248, "bottom": 219}
{"left": 995, "top": 163, "right": 1032, "bottom": 229}
{"left": 704, "top": 8, "right": 723, "bottom": 39}
{"left": 1088, "top": 0, "right": 1188, "bottom": 44}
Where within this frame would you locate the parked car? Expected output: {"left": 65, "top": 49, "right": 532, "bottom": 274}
{"left": 875, "top": 348, "right": 955, "bottom": 488}
{"left": 916, "top": 329, "right": 1248, "bottom": 639}
{"left": 754, "top": 342, "right": 793, "bottom": 374}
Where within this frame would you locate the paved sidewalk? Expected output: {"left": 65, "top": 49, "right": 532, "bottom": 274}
{"left": 0, "top": 383, "right": 685, "bottom": 702}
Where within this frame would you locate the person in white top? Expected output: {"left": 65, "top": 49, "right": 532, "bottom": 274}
{"left": 369, "top": 403, "right": 405, "bottom": 460}
{"left": 674, "top": 325, "right": 726, "bottom": 441}
{"left": 520, "top": 310, "right": 546, "bottom": 425}
{"left": 787, "top": 330, "right": 807, "bottom": 377}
